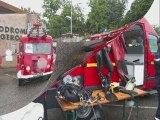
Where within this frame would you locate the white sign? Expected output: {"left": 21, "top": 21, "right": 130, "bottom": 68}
{"left": 5, "top": 56, "right": 13, "bottom": 61}
{"left": 25, "top": 43, "right": 33, "bottom": 53}
{"left": 5, "top": 49, "right": 13, "bottom": 61}
{"left": 5, "top": 49, "right": 12, "bottom": 56}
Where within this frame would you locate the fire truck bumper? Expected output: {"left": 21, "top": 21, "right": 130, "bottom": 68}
{"left": 17, "top": 71, "right": 53, "bottom": 79}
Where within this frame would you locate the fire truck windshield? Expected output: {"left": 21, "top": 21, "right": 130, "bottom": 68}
{"left": 24, "top": 43, "right": 51, "bottom": 54}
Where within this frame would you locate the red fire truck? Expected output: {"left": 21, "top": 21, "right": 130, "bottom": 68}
{"left": 17, "top": 23, "right": 54, "bottom": 86}
{"left": 90, "top": 18, "right": 158, "bottom": 90}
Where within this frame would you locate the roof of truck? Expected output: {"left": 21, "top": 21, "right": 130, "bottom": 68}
{"left": 90, "top": 17, "right": 158, "bottom": 40}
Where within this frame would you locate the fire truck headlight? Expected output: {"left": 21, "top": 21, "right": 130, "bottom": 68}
{"left": 47, "top": 64, "right": 50, "bottom": 69}
{"left": 26, "top": 66, "right": 30, "bottom": 71}
{"left": 48, "top": 55, "right": 51, "bottom": 59}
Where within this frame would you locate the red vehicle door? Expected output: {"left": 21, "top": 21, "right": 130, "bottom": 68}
{"left": 145, "top": 33, "right": 158, "bottom": 88}
{"left": 138, "top": 18, "right": 159, "bottom": 89}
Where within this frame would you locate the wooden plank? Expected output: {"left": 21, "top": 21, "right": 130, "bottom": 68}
{"left": 133, "top": 88, "right": 147, "bottom": 96}
{"left": 56, "top": 88, "right": 147, "bottom": 111}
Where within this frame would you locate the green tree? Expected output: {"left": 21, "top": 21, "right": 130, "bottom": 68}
{"left": 47, "top": 15, "right": 67, "bottom": 38}
{"left": 43, "top": 0, "right": 85, "bottom": 38}
{"left": 86, "top": 0, "right": 127, "bottom": 34}
{"left": 121, "top": 0, "right": 154, "bottom": 26}
{"left": 61, "top": 4, "right": 85, "bottom": 35}
{"left": 107, "top": 0, "right": 127, "bottom": 29}
{"left": 153, "top": 25, "right": 160, "bottom": 35}
{"left": 21, "top": 7, "right": 35, "bottom": 13}
{"left": 43, "top": 0, "right": 62, "bottom": 19}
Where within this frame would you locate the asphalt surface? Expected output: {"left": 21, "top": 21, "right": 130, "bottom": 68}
{"left": 0, "top": 38, "right": 90, "bottom": 115}
{"left": 47, "top": 94, "right": 158, "bottom": 120}
{"left": 0, "top": 67, "right": 49, "bottom": 115}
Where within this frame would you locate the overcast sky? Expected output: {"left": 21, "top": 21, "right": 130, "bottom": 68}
{"left": 2, "top": 0, "right": 159, "bottom": 26}
{"left": 144, "top": 0, "right": 159, "bottom": 26}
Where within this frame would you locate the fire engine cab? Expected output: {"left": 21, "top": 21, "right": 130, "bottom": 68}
{"left": 17, "top": 23, "right": 54, "bottom": 86}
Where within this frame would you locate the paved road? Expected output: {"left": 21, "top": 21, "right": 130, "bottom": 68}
{"left": 47, "top": 94, "right": 158, "bottom": 120}
{"left": 0, "top": 67, "right": 49, "bottom": 115}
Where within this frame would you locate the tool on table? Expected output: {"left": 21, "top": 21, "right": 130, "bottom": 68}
{"left": 109, "top": 80, "right": 137, "bottom": 96}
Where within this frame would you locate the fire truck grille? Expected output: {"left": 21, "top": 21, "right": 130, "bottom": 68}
{"left": 32, "top": 60, "right": 39, "bottom": 73}
{"left": 32, "top": 60, "right": 43, "bottom": 73}
{"left": 32, "top": 58, "right": 47, "bottom": 73}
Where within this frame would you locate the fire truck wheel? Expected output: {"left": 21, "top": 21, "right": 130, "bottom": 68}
{"left": 18, "top": 79, "right": 25, "bottom": 86}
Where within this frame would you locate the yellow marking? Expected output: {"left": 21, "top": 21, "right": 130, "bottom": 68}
{"left": 86, "top": 63, "right": 97, "bottom": 67}
{"left": 86, "top": 62, "right": 116, "bottom": 67}
{"left": 150, "top": 61, "right": 154, "bottom": 65}
{"left": 112, "top": 63, "right": 116, "bottom": 66}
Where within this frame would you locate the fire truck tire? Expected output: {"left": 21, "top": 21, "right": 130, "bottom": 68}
{"left": 44, "top": 75, "right": 50, "bottom": 81}
{"left": 18, "top": 79, "right": 25, "bottom": 86}
{"left": 43, "top": 74, "right": 52, "bottom": 81}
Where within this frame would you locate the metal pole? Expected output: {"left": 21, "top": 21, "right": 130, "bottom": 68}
{"left": 71, "top": 0, "right": 73, "bottom": 35}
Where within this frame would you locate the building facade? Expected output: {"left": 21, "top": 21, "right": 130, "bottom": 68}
{"left": 0, "top": 1, "right": 38, "bottom": 68}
